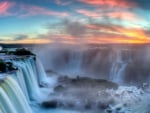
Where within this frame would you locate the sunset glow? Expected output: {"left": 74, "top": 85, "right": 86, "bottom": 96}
{"left": 0, "top": 0, "right": 150, "bottom": 44}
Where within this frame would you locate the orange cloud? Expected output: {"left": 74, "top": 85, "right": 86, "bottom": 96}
{"left": 0, "top": 1, "right": 14, "bottom": 16}
{"left": 3, "top": 30, "right": 150, "bottom": 44}
{"left": 52, "top": 29, "right": 150, "bottom": 44}
{"left": 77, "top": 9, "right": 141, "bottom": 22}
{"left": 107, "top": 12, "right": 140, "bottom": 21}
{"left": 79, "top": 0, "right": 136, "bottom": 8}
{"left": 117, "top": 28, "right": 150, "bottom": 40}
{"left": 81, "top": 22, "right": 150, "bottom": 44}
{"left": 0, "top": 38, "right": 52, "bottom": 44}
{"left": 83, "top": 34, "right": 150, "bottom": 44}
{"left": 44, "top": 19, "right": 150, "bottom": 44}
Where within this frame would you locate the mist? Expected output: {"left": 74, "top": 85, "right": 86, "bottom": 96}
{"left": 32, "top": 43, "right": 150, "bottom": 86}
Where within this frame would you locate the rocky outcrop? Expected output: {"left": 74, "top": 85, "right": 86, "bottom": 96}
{"left": 42, "top": 76, "right": 118, "bottom": 110}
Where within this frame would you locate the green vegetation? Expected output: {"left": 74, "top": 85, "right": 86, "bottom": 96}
{"left": 13, "top": 48, "right": 35, "bottom": 56}
{"left": 0, "top": 48, "right": 8, "bottom": 53}
{"left": 5, "top": 48, "right": 35, "bottom": 56}
{"left": 0, "top": 60, "right": 17, "bottom": 73}
{"left": 0, "top": 60, "right": 6, "bottom": 72}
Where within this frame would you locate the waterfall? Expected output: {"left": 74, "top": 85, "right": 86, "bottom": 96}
{"left": 0, "top": 52, "right": 54, "bottom": 113}
{"left": 0, "top": 75, "right": 33, "bottom": 113}
{"left": 110, "top": 50, "right": 128, "bottom": 84}
{"left": 36, "top": 58, "right": 49, "bottom": 86}
{"left": 1, "top": 46, "right": 150, "bottom": 113}
{"left": 12, "top": 57, "right": 41, "bottom": 101}
{"left": 15, "top": 70, "right": 30, "bottom": 102}
{"left": 36, "top": 58, "right": 58, "bottom": 91}
{"left": 34, "top": 45, "right": 150, "bottom": 85}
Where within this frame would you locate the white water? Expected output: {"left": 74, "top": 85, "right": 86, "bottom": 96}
{"left": 0, "top": 75, "right": 33, "bottom": 113}
{"left": 104, "top": 86, "right": 150, "bottom": 113}
{"left": 12, "top": 58, "right": 41, "bottom": 101}
{"left": 36, "top": 58, "right": 55, "bottom": 87}
{"left": 0, "top": 52, "right": 150, "bottom": 113}
{"left": 33, "top": 46, "right": 128, "bottom": 84}
{"left": 15, "top": 70, "right": 30, "bottom": 102}
{"left": 110, "top": 50, "right": 128, "bottom": 84}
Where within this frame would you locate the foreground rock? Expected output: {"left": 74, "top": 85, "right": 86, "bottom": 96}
{"left": 42, "top": 76, "right": 118, "bottom": 110}
{"left": 0, "top": 48, "right": 35, "bottom": 82}
{"left": 41, "top": 100, "right": 58, "bottom": 108}
{"left": 57, "top": 76, "right": 118, "bottom": 90}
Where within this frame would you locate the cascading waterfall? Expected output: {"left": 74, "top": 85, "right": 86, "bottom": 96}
{"left": 0, "top": 54, "right": 50, "bottom": 113}
{"left": 34, "top": 47, "right": 129, "bottom": 83}
{"left": 35, "top": 45, "right": 150, "bottom": 85}
{"left": 36, "top": 58, "right": 50, "bottom": 86}
{"left": 110, "top": 50, "right": 128, "bottom": 84}
{"left": 67, "top": 51, "right": 83, "bottom": 75}
{"left": 0, "top": 46, "right": 150, "bottom": 113}
{"left": 12, "top": 57, "right": 41, "bottom": 101}
{"left": 15, "top": 70, "right": 30, "bottom": 102}
{"left": 0, "top": 75, "right": 33, "bottom": 113}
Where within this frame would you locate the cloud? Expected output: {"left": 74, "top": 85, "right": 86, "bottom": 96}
{"left": 45, "top": 19, "right": 89, "bottom": 38}
{"left": 1, "top": 0, "right": 149, "bottom": 44}
{"left": 77, "top": 9, "right": 100, "bottom": 17}
{"left": 106, "top": 11, "right": 142, "bottom": 22}
{"left": 0, "top": 1, "right": 14, "bottom": 16}
{"left": 76, "top": 8, "right": 143, "bottom": 22}
{"left": 36, "top": 19, "right": 90, "bottom": 43}
{"left": 40, "top": 18, "right": 150, "bottom": 44}
{"left": 63, "top": 19, "right": 88, "bottom": 37}
{"left": 14, "top": 34, "right": 28, "bottom": 40}
{"left": 145, "top": 30, "right": 150, "bottom": 36}
{"left": 85, "top": 22, "right": 150, "bottom": 42}
{"left": 0, "top": 1, "right": 69, "bottom": 17}
{"left": 55, "top": 0, "right": 72, "bottom": 6}
{"left": 78, "top": 0, "right": 136, "bottom": 8}
{"left": 18, "top": 5, "right": 69, "bottom": 17}
{"left": 131, "top": 0, "right": 150, "bottom": 9}
{"left": 79, "top": 0, "right": 150, "bottom": 10}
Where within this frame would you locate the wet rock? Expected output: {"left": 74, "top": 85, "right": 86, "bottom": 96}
{"left": 54, "top": 85, "right": 65, "bottom": 92}
{"left": 85, "top": 101, "right": 92, "bottom": 109}
{"left": 67, "top": 101, "right": 74, "bottom": 108}
{"left": 41, "top": 100, "right": 58, "bottom": 108}
{"left": 58, "top": 76, "right": 118, "bottom": 89}
{"left": 98, "top": 102, "right": 109, "bottom": 110}
{"left": 106, "top": 109, "right": 112, "bottom": 113}
{"left": 50, "top": 76, "right": 118, "bottom": 110}
{"left": 116, "top": 107, "right": 121, "bottom": 111}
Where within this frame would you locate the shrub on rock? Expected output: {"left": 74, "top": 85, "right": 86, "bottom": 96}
{"left": 0, "top": 60, "right": 6, "bottom": 72}
{"left": 7, "top": 48, "right": 35, "bottom": 56}
{"left": 13, "top": 48, "right": 35, "bottom": 56}
{"left": 0, "top": 60, "right": 17, "bottom": 73}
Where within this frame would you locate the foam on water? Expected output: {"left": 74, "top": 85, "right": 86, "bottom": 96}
{"left": 104, "top": 86, "right": 150, "bottom": 113}
{"left": 32, "top": 106, "right": 99, "bottom": 113}
{"left": 1, "top": 47, "right": 150, "bottom": 113}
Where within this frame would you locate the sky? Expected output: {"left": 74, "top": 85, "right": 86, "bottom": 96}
{"left": 0, "top": 0, "right": 150, "bottom": 44}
